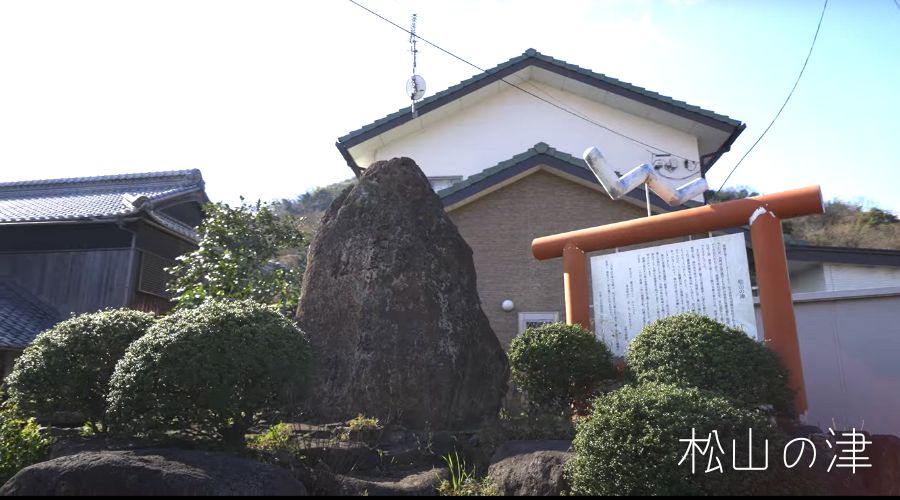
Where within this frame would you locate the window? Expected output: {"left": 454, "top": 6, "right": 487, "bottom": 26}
{"left": 137, "top": 251, "right": 177, "bottom": 299}
{"left": 428, "top": 176, "right": 463, "bottom": 192}
{"left": 518, "top": 312, "right": 559, "bottom": 335}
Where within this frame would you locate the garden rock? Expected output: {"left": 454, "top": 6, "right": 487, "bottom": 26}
{"left": 296, "top": 156, "right": 508, "bottom": 430}
{"left": 296, "top": 463, "right": 449, "bottom": 496}
{"left": 487, "top": 440, "right": 573, "bottom": 496}
{"left": 0, "top": 449, "right": 307, "bottom": 496}
{"left": 863, "top": 434, "right": 900, "bottom": 496}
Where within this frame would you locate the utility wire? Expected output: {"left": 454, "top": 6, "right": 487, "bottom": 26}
{"left": 347, "top": 0, "right": 692, "bottom": 162}
{"left": 712, "top": 0, "right": 828, "bottom": 197}
{"left": 894, "top": 0, "right": 900, "bottom": 14}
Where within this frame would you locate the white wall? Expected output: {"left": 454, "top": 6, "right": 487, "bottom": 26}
{"left": 790, "top": 264, "right": 827, "bottom": 293}
{"left": 823, "top": 263, "right": 900, "bottom": 292}
{"left": 370, "top": 82, "right": 702, "bottom": 194}
{"left": 790, "top": 263, "right": 900, "bottom": 293}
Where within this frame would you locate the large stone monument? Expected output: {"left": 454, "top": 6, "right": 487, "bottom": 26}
{"left": 296, "top": 157, "right": 508, "bottom": 430}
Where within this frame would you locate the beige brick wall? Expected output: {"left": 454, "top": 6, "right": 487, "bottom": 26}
{"left": 448, "top": 167, "right": 688, "bottom": 348}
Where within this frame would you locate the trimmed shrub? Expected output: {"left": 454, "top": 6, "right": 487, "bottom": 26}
{"left": 0, "top": 402, "right": 51, "bottom": 484}
{"left": 508, "top": 322, "right": 615, "bottom": 414}
{"left": 565, "top": 383, "right": 813, "bottom": 496}
{"left": 106, "top": 299, "right": 311, "bottom": 445}
{"left": 627, "top": 313, "right": 794, "bottom": 415}
{"left": 5, "top": 309, "right": 155, "bottom": 428}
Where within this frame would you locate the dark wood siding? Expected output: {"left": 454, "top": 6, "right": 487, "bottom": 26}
{"left": 161, "top": 201, "right": 204, "bottom": 228}
{"left": 132, "top": 221, "right": 196, "bottom": 260}
{"left": 0, "top": 249, "right": 133, "bottom": 316}
{"left": 131, "top": 291, "right": 175, "bottom": 314}
{"left": 0, "top": 224, "right": 132, "bottom": 252}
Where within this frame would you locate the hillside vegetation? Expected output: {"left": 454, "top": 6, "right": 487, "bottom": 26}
{"left": 709, "top": 186, "right": 900, "bottom": 250}
{"left": 275, "top": 179, "right": 900, "bottom": 251}
{"left": 274, "top": 178, "right": 356, "bottom": 234}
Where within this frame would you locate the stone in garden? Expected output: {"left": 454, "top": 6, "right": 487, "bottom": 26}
{"left": 296, "top": 157, "right": 509, "bottom": 430}
{"left": 487, "top": 440, "right": 573, "bottom": 496}
{"left": 0, "top": 449, "right": 307, "bottom": 496}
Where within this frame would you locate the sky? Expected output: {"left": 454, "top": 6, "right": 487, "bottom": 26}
{"left": 1, "top": 0, "right": 898, "bottom": 213}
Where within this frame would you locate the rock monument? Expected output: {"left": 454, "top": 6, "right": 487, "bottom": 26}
{"left": 296, "top": 157, "right": 508, "bottom": 430}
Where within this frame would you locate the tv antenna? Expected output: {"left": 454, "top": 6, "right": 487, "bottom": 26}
{"left": 405, "top": 13, "right": 426, "bottom": 117}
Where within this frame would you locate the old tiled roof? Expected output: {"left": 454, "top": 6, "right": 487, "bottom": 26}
{"left": 338, "top": 48, "right": 742, "bottom": 147}
{"left": 0, "top": 282, "right": 60, "bottom": 350}
{"left": 0, "top": 169, "right": 205, "bottom": 240}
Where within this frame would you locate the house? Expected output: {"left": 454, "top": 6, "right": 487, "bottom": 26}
{"left": 337, "top": 48, "right": 900, "bottom": 434}
{"left": 336, "top": 49, "right": 746, "bottom": 346}
{"left": 0, "top": 170, "right": 207, "bottom": 377}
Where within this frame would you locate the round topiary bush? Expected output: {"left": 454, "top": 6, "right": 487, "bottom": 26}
{"left": 565, "top": 383, "right": 811, "bottom": 496}
{"left": 508, "top": 322, "right": 615, "bottom": 414}
{"left": 627, "top": 313, "right": 794, "bottom": 415}
{"left": 5, "top": 309, "right": 156, "bottom": 428}
{"left": 106, "top": 299, "right": 310, "bottom": 445}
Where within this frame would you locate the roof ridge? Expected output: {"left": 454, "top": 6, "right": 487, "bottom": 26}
{"left": 437, "top": 141, "right": 586, "bottom": 199}
{"left": 337, "top": 49, "right": 742, "bottom": 148}
{"left": 0, "top": 169, "right": 203, "bottom": 191}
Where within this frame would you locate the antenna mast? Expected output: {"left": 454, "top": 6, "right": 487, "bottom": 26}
{"left": 406, "top": 13, "right": 426, "bottom": 117}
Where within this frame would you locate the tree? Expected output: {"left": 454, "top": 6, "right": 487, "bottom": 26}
{"left": 857, "top": 207, "right": 899, "bottom": 227}
{"left": 706, "top": 185, "right": 759, "bottom": 203}
{"left": 507, "top": 322, "right": 615, "bottom": 415}
{"left": 106, "top": 300, "right": 311, "bottom": 446}
{"left": 167, "top": 199, "right": 307, "bottom": 316}
{"left": 626, "top": 313, "right": 794, "bottom": 417}
{"left": 5, "top": 309, "right": 155, "bottom": 430}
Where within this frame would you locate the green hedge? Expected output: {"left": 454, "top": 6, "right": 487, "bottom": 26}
{"left": 5, "top": 309, "right": 155, "bottom": 428}
{"left": 0, "top": 402, "right": 50, "bottom": 485}
{"left": 627, "top": 313, "right": 794, "bottom": 415}
{"left": 106, "top": 299, "right": 310, "bottom": 445}
{"left": 565, "top": 383, "right": 814, "bottom": 496}
{"left": 508, "top": 322, "right": 615, "bottom": 414}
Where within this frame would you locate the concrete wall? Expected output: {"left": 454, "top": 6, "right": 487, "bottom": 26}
{"left": 755, "top": 287, "right": 900, "bottom": 436}
{"left": 448, "top": 166, "right": 688, "bottom": 347}
{"left": 371, "top": 82, "right": 703, "bottom": 196}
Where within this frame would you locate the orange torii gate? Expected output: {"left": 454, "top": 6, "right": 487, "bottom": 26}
{"left": 531, "top": 185, "right": 824, "bottom": 414}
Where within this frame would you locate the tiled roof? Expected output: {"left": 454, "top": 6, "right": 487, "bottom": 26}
{"left": 339, "top": 48, "right": 742, "bottom": 147}
{"left": 437, "top": 142, "right": 585, "bottom": 199}
{"left": 437, "top": 142, "right": 703, "bottom": 212}
{"left": 0, "top": 169, "right": 205, "bottom": 239}
{"left": 0, "top": 282, "right": 60, "bottom": 350}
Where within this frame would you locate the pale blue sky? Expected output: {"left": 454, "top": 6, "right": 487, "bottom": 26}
{"left": 0, "top": 1, "right": 898, "bottom": 212}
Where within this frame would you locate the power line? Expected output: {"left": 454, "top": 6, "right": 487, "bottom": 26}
{"left": 894, "top": 0, "right": 900, "bottom": 14}
{"left": 712, "top": 0, "right": 829, "bottom": 196}
{"left": 347, "top": 0, "right": 692, "bottom": 162}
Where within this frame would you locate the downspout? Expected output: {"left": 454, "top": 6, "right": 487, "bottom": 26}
{"left": 701, "top": 123, "right": 747, "bottom": 205}
{"left": 336, "top": 141, "right": 363, "bottom": 179}
{"left": 700, "top": 123, "right": 747, "bottom": 177}
{"left": 116, "top": 218, "right": 138, "bottom": 308}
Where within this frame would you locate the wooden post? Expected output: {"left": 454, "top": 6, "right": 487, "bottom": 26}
{"left": 563, "top": 242, "right": 591, "bottom": 330}
{"left": 750, "top": 208, "right": 808, "bottom": 415}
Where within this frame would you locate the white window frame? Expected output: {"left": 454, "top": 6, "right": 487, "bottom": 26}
{"left": 518, "top": 312, "right": 560, "bottom": 335}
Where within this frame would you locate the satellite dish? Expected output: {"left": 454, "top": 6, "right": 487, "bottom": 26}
{"left": 406, "top": 75, "right": 426, "bottom": 101}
